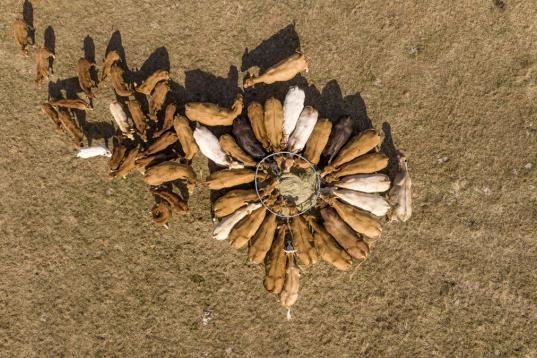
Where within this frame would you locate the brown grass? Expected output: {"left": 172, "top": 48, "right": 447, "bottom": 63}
{"left": 1, "top": 0, "right": 536, "bottom": 356}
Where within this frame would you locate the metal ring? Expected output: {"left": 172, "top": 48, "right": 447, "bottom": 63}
{"left": 254, "top": 151, "right": 321, "bottom": 219}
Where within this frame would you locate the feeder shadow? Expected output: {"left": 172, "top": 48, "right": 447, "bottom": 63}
{"left": 22, "top": 0, "right": 35, "bottom": 45}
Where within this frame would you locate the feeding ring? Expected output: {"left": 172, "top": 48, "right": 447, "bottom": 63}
{"left": 254, "top": 151, "right": 321, "bottom": 219}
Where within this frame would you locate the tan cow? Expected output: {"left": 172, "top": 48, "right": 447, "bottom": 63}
{"left": 144, "top": 132, "right": 178, "bottom": 156}
{"left": 303, "top": 118, "right": 332, "bottom": 165}
{"left": 111, "top": 147, "right": 139, "bottom": 178}
{"left": 101, "top": 51, "right": 120, "bottom": 82}
{"left": 388, "top": 151, "right": 412, "bottom": 222}
{"left": 289, "top": 216, "right": 319, "bottom": 267}
{"left": 280, "top": 255, "right": 300, "bottom": 311}
{"left": 263, "top": 225, "right": 287, "bottom": 294}
{"left": 323, "top": 129, "right": 382, "bottom": 175}
{"left": 322, "top": 195, "right": 382, "bottom": 240}
{"left": 244, "top": 52, "right": 308, "bottom": 88}
{"left": 151, "top": 201, "right": 172, "bottom": 227}
{"left": 110, "top": 64, "right": 132, "bottom": 97}
{"left": 153, "top": 103, "right": 176, "bottom": 138}
{"left": 13, "top": 19, "right": 33, "bottom": 56}
{"left": 135, "top": 152, "right": 175, "bottom": 175}
{"left": 264, "top": 97, "right": 284, "bottom": 151}
{"left": 185, "top": 95, "right": 243, "bottom": 126}
{"left": 320, "top": 207, "right": 369, "bottom": 260}
{"left": 213, "top": 188, "right": 259, "bottom": 218}
{"left": 126, "top": 99, "right": 148, "bottom": 141}
{"left": 150, "top": 188, "right": 188, "bottom": 213}
{"left": 248, "top": 213, "right": 278, "bottom": 264}
{"left": 50, "top": 98, "right": 93, "bottom": 111}
{"left": 324, "top": 153, "right": 388, "bottom": 182}
{"left": 35, "top": 47, "right": 55, "bottom": 85}
{"left": 109, "top": 140, "right": 128, "bottom": 171}
{"left": 148, "top": 81, "right": 169, "bottom": 120}
{"left": 218, "top": 134, "right": 257, "bottom": 167}
{"left": 228, "top": 206, "right": 267, "bottom": 249}
{"left": 77, "top": 58, "right": 97, "bottom": 99}
{"left": 40, "top": 103, "right": 62, "bottom": 132}
{"left": 144, "top": 161, "right": 196, "bottom": 193}
{"left": 57, "top": 110, "right": 84, "bottom": 148}
{"left": 173, "top": 115, "right": 198, "bottom": 160}
{"left": 307, "top": 217, "right": 352, "bottom": 271}
{"left": 205, "top": 168, "right": 263, "bottom": 190}
{"left": 135, "top": 69, "right": 169, "bottom": 95}
{"left": 247, "top": 101, "right": 269, "bottom": 149}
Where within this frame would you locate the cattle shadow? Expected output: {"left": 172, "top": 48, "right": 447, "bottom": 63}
{"left": 48, "top": 77, "right": 81, "bottom": 100}
{"left": 380, "top": 122, "right": 400, "bottom": 179}
{"left": 131, "top": 46, "right": 170, "bottom": 85}
{"left": 105, "top": 30, "right": 129, "bottom": 72}
{"left": 183, "top": 65, "right": 244, "bottom": 204}
{"left": 70, "top": 106, "right": 115, "bottom": 148}
{"left": 79, "top": 117, "right": 116, "bottom": 147}
{"left": 241, "top": 24, "right": 300, "bottom": 73}
{"left": 83, "top": 35, "right": 99, "bottom": 85}
{"left": 22, "top": 0, "right": 35, "bottom": 45}
{"left": 184, "top": 65, "right": 241, "bottom": 141}
{"left": 48, "top": 78, "right": 114, "bottom": 146}
{"left": 240, "top": 25, "right": 371, "bottom": 132}
{"left": 83, "top": 35, "right": 96, "bottom": 63}
{"left": 44, "top": 26, "right": 55, "bottom": 52}
{"left": 184, "top": 65, "right": 240, "bottom": 106}
{"left": 44, "top": 26, "right": 55, "bottom": 72}
{"left": 104, "top": 31, "right": 135, "bottom": 102}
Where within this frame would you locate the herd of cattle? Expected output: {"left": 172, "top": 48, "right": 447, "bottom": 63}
{"left": 13, "top": 13, "right": 411, "bottom": 314}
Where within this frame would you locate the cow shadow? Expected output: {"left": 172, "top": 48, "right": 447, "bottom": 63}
{"left": 380, "top": 122, "right": 400, "bottom": 180}
{"left": 132, "top": 46, "right": 173, "bottom": 115}
{"left": 83, "top": 35, "right": 99, "bottom": 85}
{"left": 105, "top": 30, "right": 127, "bottom": 67}
{"left": 182, "top": 66, "right": 242, "bottom": 203}
{"left": 83, "top": 35, "right": 95, "bottom": 62}
{"left": 22, "top": 0, "right": 35, "bottom": 45}
{"left": 131, "top": 46, "right": 170, "bottom": 85}
{"left": 184, "top": 66, "right": 240, "bottom": 107}
{"left": 184, "top": 65, "right": 241, "bottom": 140}
{"left": 240, "top": 24, "right": 371, "bottom": 130}
{"left": 48, "top": 78, "right": 114, "bottom": 147}
{"left": 241, "top": 23, "right": 300, "bottom": 73}
{"left": 44, "top": 26, "right": 55, "bottom": 71}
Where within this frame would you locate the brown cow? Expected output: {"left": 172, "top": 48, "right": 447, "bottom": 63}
{"left": 77, "top": 58, "right": 97, "bottom": 99}
{"left": 244, "top": 52, "right": 308, "bottom": 88}
{"left": 35, "top": 47, "right": 55, "bottom": 85}
{"left": 13, "top": 19, "right": 33, "bottom": 56}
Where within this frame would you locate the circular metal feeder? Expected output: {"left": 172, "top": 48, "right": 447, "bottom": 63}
{"left": 254, "top": 151, "right": 321, "bottom": 219}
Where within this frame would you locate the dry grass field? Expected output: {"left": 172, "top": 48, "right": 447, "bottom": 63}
{"left": 1, "top": 0, "right": 536, "bottom": 356}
